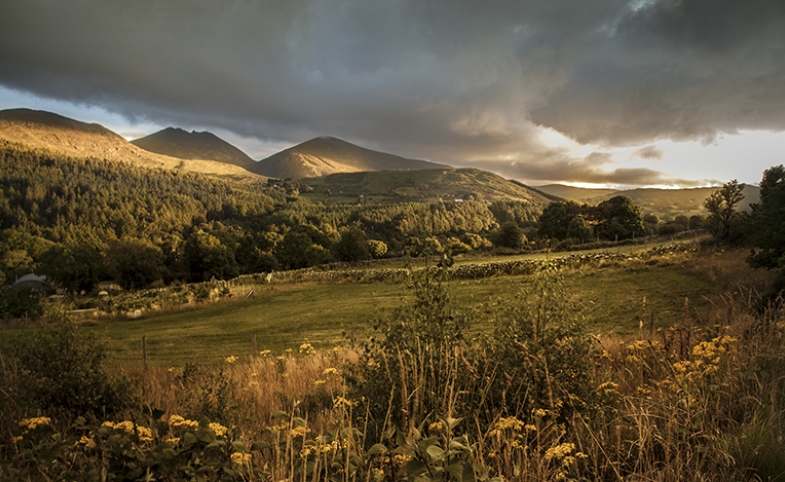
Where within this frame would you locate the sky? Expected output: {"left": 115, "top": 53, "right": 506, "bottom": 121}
{"left": 1, "top": 0, "right": 784, "bottom": 189}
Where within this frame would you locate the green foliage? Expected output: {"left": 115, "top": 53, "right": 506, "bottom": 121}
{"left": 107, "top": 237, "right": 165, "bottom": 289}
{"left": 748, "top": 166, "right": 785, "bottom": 270}
{"left": 6, "top": 321, "right": 135, "bottom": 418}
{"left": 0, "top": 286, "right": 46, "bottom": 321}
{"left": 183, "top": 230, "right": 239, "bottom": 282}
{"left": 493, "top": 221, "right": 525, "bottom": 249}
{"left": 704, "top": 179, "right": 746, "bottom": 243}
{"left": 358, "top": 267, "right": 468, "bottom": 436}
{"left": 595, "top": 195, "right": 644, "bottom": 240}
{"left": 334, "top": 227, "right": 371, "bottom": 262}
{"left": 367, "top": 239, "right": 388, "bottom": 259}
{"left": 39, "top": 242, "right": 107, "bottom": 293}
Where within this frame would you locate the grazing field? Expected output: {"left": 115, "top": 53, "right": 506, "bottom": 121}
{"left": 89, "top": 245, "right": 721, "bottom": 366}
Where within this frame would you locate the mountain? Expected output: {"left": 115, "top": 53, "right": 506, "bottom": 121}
{"left": 252, "top": 136, "right": 446, "bottom": 179}
{"left": 536, "top": 183, "right": 761, "bottom": 218}
{"left": 300, "top": 168, "right": 555, "bottom": 206}
{"left": 0, "top": 108, "right": 261, "bottom": 182}
{"left": 131, "top": 127, "right": 256, "bottom": 170}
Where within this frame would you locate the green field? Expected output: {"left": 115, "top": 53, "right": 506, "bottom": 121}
{"left": 77, "top": 250, "right": 715, "bottom": 367}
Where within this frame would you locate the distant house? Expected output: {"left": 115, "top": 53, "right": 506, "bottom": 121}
{"left": 12, "top": 273, "right": 49, "bottom": 291}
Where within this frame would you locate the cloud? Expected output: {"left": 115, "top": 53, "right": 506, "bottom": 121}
{"left": 0, "top": 0, "right": 782, "bottom": 185}
{"left": 529, "top": 0, "right": 785, "bottom": 145}
{"left": 633, "top": 145, "right": 663, "bottom": 160}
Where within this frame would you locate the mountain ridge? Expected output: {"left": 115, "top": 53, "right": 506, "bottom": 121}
{"left": 131, "top": 127, "right": 257, "bottom": 170}
{"left": 252, "top": 136, "right": 447, "bottom": 179}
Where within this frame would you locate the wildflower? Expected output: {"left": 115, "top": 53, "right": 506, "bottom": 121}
{"left": 524, "top": 424, "right": 537, "bottom": 432}
{"left": 371, "top": 468, "right": 385, "bottom": 481}
{"left": 333, "top": 396, "right": 357, "bottom": 409}
{"left": 300, "top": 446, "right": 314, "bottom": 458}
{"left": 19, "top": 417, "right": 51, "bottom": 431}
{"left": 314, "top": 379, "right": 326, "bottom": 386}
{"left": 259, "top": 349, "right": 271, "bottom": 357}
{"left": 544, "top": 442, "right": 575, "bottom": 462}
{"left": 167, "top": 367, "right": 175, "bottom": 373}
{"left": 114, "top": 421, "right": 135, "bottom": 434}
{"left": 77, "top": 435, "right": 96, "bottom": 449}
{"left": 165, "top": 437, "right": 180, "bottom": 445}
{"left": 276, "top": 355, "right": 286, "bottom": 362}
{"left": 136, "top": 426, "right": 154, "bottom": 442}
{"left": 11, "top": 436, "right": 23, "bottom": 444}
{"left": 285, "top": 348, "right": 293, "bottom": 355}
{"left": 323, "top": 367, "right": 340, "bottom": 377}
{"left": 169, "top": 415, "right": 199, "bottom": 429}
{"left": 101, "top": 421, "right": 115, "bottom": 429}
{"left": 429, "top": 421, "right": 444, "bottom": 433}
{"left": 225, "top": 355, "right": 238, "bottom": 364}
{"left": 532, "top": 408, "right": 548, "bottom": 418}
{"left": 230, "top": 452, "right": 252, "bottom": 465}
{"left": 248, "top": 381, "right": 259, "bottom": 388}
{"left": 209, "top": 422, "right": 228, "bottom": 437}
{"left": 596, "top": 381, "right": 619, "bottom": 394}
{"left": 332, "top": 346, "right": 342, "bottom": 353}
{"left": 299, "top": 343, "right": 316, "bottom": 355}
{"left": 290, "top": 426, "right": 309, "bottom": 438}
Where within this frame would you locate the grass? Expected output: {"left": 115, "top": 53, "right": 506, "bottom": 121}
{"left": 86, "top": 248, "right": 722, "bottom": 367}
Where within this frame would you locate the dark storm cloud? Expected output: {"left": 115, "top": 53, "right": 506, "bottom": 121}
{"left": 530, "top": 0, "right": 785, "bottom": 145}
{"left": 0, "top": 0, "right": 782, "bottom": 184}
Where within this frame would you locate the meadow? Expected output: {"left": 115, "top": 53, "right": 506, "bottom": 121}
{"left": 2, "top": 245, "right": 783, "bottom": 481}
{"left": 85, "top": 242, "right": 714, "bottom": 366}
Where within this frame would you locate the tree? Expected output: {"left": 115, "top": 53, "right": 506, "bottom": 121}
{"left": 107, "top": 238, "right": 164, "bottom": 290}
{"left": 367, "top": 239, "right": 388, "bottom": 259}
{"left": 39, "top": 242, "right": 107, "bottom": 294}
{"left": 333, "top": 227, "right": 371, "bottom": 262}
{"left": 567, "top": 215, "right": 593, "bottom": 243}
{"left": 538, "top": 202, "right": 571, "bottom": 240}
{"left": 704, "top": 180, "right": 745, "bottom": 242}
{"left": 747, "top": 166, "right": 785, "bottom": 294}
{"left": 183, "top": 230, "right": 239, "bottom": 282}
{"left": 594, "top": 196, "right": 644, "bottom": 240}
{"left": 495, "top": 221, "right": 525, "bottom": 249}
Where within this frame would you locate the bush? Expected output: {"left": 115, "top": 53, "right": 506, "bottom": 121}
{"left": 6, "top": 321, "right": 135, "bottom": 419}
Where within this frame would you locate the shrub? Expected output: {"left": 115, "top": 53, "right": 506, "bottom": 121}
{"left": 5, "top": 321, "right": 135, "bottom": 419}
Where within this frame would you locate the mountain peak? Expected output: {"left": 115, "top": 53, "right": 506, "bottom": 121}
{"left": 132, "top": 127, "right": 255, "bottom": 169}
{"left": 252, "top": 136, "right": 446, "bottom": 179}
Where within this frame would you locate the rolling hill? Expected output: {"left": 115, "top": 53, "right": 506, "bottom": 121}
{"left": 300, "top": 168, "right": 555, "bottom": 206}
{"left": 0, "top": 108, "right": 262, "bottom": 182}
{"left": 131, "top": 127, "right": 257, "bottom": 170}
{"left": 536, "top": 183, "right": 761, "bottom": 218}
{"left": 252, "top": 136, "right": 446, "bottom": 179}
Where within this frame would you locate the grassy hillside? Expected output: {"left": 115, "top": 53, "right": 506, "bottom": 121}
{"left": 252, "top": 136, "right": 445, "bottom": 179}
{"left": 0, "top": 108, "right": 261, "bottom": 183}
{"left": 300, "top": 167, "right": 554, "bottom": 206}
{"left": 537, "top": 182, "right": 761, "bottom": 218}
{"left": 132, "top": 127, "right": 257, "bottom": 170}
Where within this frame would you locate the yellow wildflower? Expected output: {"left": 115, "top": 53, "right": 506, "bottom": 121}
{"left": 167, "top": 367, "right": 175, "bottom": 373}
{"left": 314, "top": 379, "right": 326, "bottom": 386}
{"left": 248, "top": 381, "right": 259, "bottom": 388}
{"left": 544, "top": 442, "right": 575, "bottom": 461}
{"left": 285, "top": 348, "right": 293, "bottom": 355}
{"left": 230, "top": 452, "right": 252, "bottom": 465}
{"left": 429, "top": 421, "right": 444, "bottom": 433}
{"left": 19, "top": 417, "right": 51, "bottom": 430}
{"left": 225, "top": 355, "right": 238, "bottom": 364}
{"left": 290, "top": 426, "right": 309, "bottom": 438}
{"left": 209, "top": 422, "right": 228, "bottom": 437}
{"left": 114, "top": 421, "right": 135, "bottom": 434}
{"left": 532, "top": 408, "right": 548, "bottom": 418}
{"left": 333, "top": 396, "right": 357, "bottom": 409}
{"left": 77, "top": 435, "right": 96, "bottom": 449}
{"left": 323, "top": 367, "right": 340, "bottom": 377}
{"left": 165, "top": 437, "right": 180, "bottom": 444}
{"left": 169, "top": 415, "right": 199, "bottom": 429}
{"left": 524, "top": 424, "right": 537, "bottom": 432}
{"left": 259, "top": 349, "right": 271, "bottom": 357}
{"left": 299, "top": 343, "right": 316, "bottom": 355}
{"left": 11, "top": 436, "right": 23, "bottom": 444}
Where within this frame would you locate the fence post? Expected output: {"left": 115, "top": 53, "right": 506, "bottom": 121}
{"left": 252, "top": 334, "right": 258, "bottom": 359}
{"left": 142, "top": 336, "right": 148, "bottom": 372}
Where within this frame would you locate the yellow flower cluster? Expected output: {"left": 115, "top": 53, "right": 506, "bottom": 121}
{"left": 489, "top": 416, "right": 524, "bottom": 437}
{"left": 428, "top": 421, "right": 445, "bottom": 433}
{"left": 230, "top": 452, "right": 252, "bottom": 465}
{"left": 19, "top": 417, "right": 51, "bottom": 431}
{"left": 209, "top": 422, "right": 228, "bottom": 437}
{"left": 544, "top": 442, "right": 576, "bottom": 462}
{"left": 259, "top": 349, "right": 271, "bottom": 357}
{"left": 323, "top": 367, "right": 340, "bottom": 377}
{"left": 225, "top": 355, "right": 238, "bottom": 364}
{"left": 165, "top": 437, "right": 180, "bottom": 445}
{"left": 299, "top": 343, "right": 316, "bottom": 355}
{"left": 596, "top": 381, "right": 619, "bottom": 395}
{"left": 333, "top": 396, "right": 357, "bottom": 409}
{"left": 299, "top": 438, "right": 347, "bottom": 458}
{"left": 169, "top": 415, "right": 199, "bottom": 430}
{"left": 290, "top": 426, "right": 309, "bottom": 438}
{"left": 77, "top": 435, "right": 96, "bottom": 449}
{"left": 532, "top": 408, "right": 549, "bottom": 418}
{"left": 102, "top": 421, "right": 153, "bottom": 442}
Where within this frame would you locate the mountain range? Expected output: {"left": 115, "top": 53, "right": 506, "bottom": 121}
{"left": 0, "top": 107, "right": 757, "bottom": 217}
